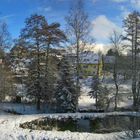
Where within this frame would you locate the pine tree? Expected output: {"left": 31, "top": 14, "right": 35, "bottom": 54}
{"left": 41, "top": 54, "right": 59, "bottom": 105}
{"left": 20, "top": 14, "right": 46, "bottom": 110}
{"left": 55, "top": 56, "right": 77, "bottom": 113}
{"left": 41, "top": 21, "right": 66, "bottom": 104}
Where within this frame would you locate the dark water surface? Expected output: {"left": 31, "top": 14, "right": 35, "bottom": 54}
{"left": 20, "top": 115, "right": 140, "bottom": 133}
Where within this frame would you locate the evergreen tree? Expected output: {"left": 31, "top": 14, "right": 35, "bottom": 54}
{"left": 123, "top": 11, "right": 140, "bottom": 110}
{"left": 26, "top": 59, "right": 43, "bottom": 103}
{"left": 0, "top": 60, "right": 16, "bottom": 101}
{"left": 42, "top": 54, "right": 59, "bottom": 105}
{"left": 55, "top": 56, "right": 77, "bottom": 112}
{"left": 106, "top": 48, "right": 119, "bottom": 56}
{"left": 20, "top": 14, "right": 66, "bottom": 110}
{"left": 90, "top": 75, "right": 110, "bottom": 110}
{"left": 20, "top": 14, "right": 46, "bottom": 110}
{"left": 41, "top": 21, "right": 66, "bottom": 104}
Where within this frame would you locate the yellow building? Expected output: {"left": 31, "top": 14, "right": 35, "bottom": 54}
{"left": 80, "top": 51, "right": 103, "bottom": 78}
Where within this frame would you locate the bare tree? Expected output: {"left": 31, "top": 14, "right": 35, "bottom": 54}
{"left": 0, "top": 21, "right": 14, "bottom": 101}
{"left": 0, "top": 21, "right": 11, "bottom": 51}
{"left": 65, "top": 0, "right": 90, "bottom": 110}
{"left": 109, "top": 30, "right": 122, "bottom": 111}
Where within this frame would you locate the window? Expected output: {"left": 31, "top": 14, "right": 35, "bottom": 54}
{"left": 83, "top": 65, "right": 88, "bottom": 68}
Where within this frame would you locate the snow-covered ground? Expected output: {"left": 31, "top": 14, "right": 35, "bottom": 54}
{"left": 1, "top": 77, "right": 133, "bottom": 114}
{"left": 0, "top": 103, "right": 51, "bottom": 114}
{"left": 0, "top": 77, "right": 137, "bottom": 140}
{"left": 0, "top": 111, "right": 140, "bottom": 140}
{"left": 79, "top": 77, "right": 133, "bottom": 111}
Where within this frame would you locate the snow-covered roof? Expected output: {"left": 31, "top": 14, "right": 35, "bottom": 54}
{"left": 80, "top": 51, "right": 100, "bottom": 64}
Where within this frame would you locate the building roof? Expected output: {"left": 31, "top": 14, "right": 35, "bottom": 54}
{"left": 80, "top": 51, "right": 101, "bottom": 64}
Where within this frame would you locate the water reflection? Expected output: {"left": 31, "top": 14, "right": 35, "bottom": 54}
{"left": 20, "top": 115, "right": 140, "bottom": 134}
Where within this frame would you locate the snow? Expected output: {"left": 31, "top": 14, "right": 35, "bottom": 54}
{"left": 78, "top": 76, "right": 133, "bottom": 111}
{"left": 80, "top": 51, "right": 100, "bottom": 64}
{"left": 78, "top": 94, "right": 96, "bottom": 111}
{"left": 0, "top": 111, "right": 140, "bottom": 140}
{"left": 0, "top": 103, "right": 51, "bottom": 114}
{"left": 0, "top": 76, "right": 137, "bottom": 139}
{"left": 2, "top": 71, "right": 133, "bottom": 114}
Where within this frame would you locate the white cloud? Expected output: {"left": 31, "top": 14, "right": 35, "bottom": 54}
{"left": 43, "top": 6, "right": 52, "bottom": 12}
{"left": 37, "top": 6, "right": 52, "bottom": 13}
{"left": 0, "top": 14, "right": 15, "bottom": 19}
{"left": 85, "top": 43, "right": 111, "bottom": 54}
{"left": 91, "top": 15, "right": 121, "bottom": 43}
{"left": 131, "top": 0, "right": 140, "bottom": 8}
{"left": 111, "top": 0, "right": 127, "bottom": 2}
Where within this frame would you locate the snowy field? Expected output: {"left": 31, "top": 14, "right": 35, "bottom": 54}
{"left": 0, "top": 111, "right": 140, "bottom": 140}
{"left": 79, "top": 77, "right": 133, "bottom": 111}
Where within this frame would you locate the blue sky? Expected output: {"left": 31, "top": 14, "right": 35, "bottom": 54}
{"left": 0, "top": 0, "right": 139, "bottom": 44}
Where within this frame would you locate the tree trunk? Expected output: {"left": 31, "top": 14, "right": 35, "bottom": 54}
{"left": 37, "top": 97, "right": 41, "bottom": 110}
{"left": 95, "top": 92, "right": 98, "bottom": 110}
{"left": 113, "top": 57, "right": 119, "bottom": 111}
{"left": 36, "top": 41, "right": 41, "bottom": 110}
{"left": 76, "top": 39, "right": 80, "bottom": 111}
{"left": 132, "top": 19, "right": 138, "bottom": 111}
{"left": 44, "top": 43, "right": 50, "bottom": 102}
{"left": 114, "top": 82, "right": 119, "bottom": 111}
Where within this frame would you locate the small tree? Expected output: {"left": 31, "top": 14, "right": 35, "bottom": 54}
{"left": 0, "top": 21, "right": 11, "bottom": 51}
{"left": 109, "top": 31, "right": 122, "bottom": 111}
{"left": 0, "top": 63, "right": 16, "bottom": 101}
{"left": 55, "top": 56, "right": 77, "bottom": 112}
{"left": 89, "top": 75, "right": 110, "bottom": 111}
